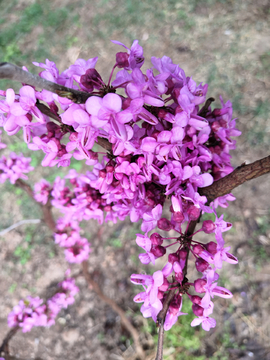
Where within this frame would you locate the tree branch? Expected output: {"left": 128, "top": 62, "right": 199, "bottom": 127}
{"left": 81, "top": 261, "right": 144, "bottom": 359}
{"left": 199, "top": 154, "right": 270, "bottom": 204}
{"left": 0, "top": 326, "right": 19, "bottom": 357}
{"left": 0, "top": 62, "right": 93, "bottom": 104}
{"left": 0, "top": 219, "right": 40, "bottom": 236}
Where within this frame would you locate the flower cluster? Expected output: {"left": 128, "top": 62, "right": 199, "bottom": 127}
{"left": 8, "top": 272, "right": 79, "bottom": 332}
{"left": 0, "top": 152, "right": 33, "bottom": 184}
{"left": 0, "top": 39, "right": 241, "bottom": 331}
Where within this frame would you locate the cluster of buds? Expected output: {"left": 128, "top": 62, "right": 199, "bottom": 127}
{"left": 0, "top": 39, "right": 241, "bottom": 331}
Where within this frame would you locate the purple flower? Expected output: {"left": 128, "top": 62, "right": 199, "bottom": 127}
{"left": 191, "top": 315, "right": 216, "bottom": 331}
{"left": 112, "top": 40, "right": 144, "bottom": 70}
{"left": 141, "top": 204, "right": 162, "bottom": 232}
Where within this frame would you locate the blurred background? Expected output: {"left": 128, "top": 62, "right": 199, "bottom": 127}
{"left": 1, "top": 0, "right": 270, "bottom": 359}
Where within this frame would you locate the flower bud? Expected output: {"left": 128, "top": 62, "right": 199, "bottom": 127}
{"left": 122, "top": 97, "right": 132, "bottom": 110}
{"left": 116, "top": 52, "right": 129, "bottom": 68}
{"left": 158, "top": 218, "right": 172, "bottom": 231}
{"left": 175, "top": 272, "right": 184, "bottom": 283}
{"left": 195, "top": 258, "right": 209, "bottom": 273}
{"left": 192, "top": 303, "right": 204, "bottom": 316}
{"left": 205, "top": 241, "right": 217, "bottom": 255}
{"left": 159, "top": 278, "right": 169, "bottom": 292}
{"left": 211, "top": 120, "right": 221, "bottom": 132}
{"left": 168, "top": 295, "right": 182, "bottom": 316}
{"left": 190, "top": 295, "right": 202, "bottom": 305}
{"left": 173, "top": 211, "right": 184, "bottom": 223}
{"left": 80, "top": 68, "right": 103, "bottom": 91}
{"left": 150, "top": 233, "right": 163, "bottom": 245}
{"left": 202, "top": 220, "right": 216, "bottom": 234}
{"left": 192, "top": 244, "right": 204, "bottom": 255}
{"left": 106, "top": 165, "right": 114, "bottom": 173}
{"left": 151, "top": 245, "right": 166, "bottom": 258}
{"left": 99, "top": 170, "right": 106, "bottom": 178}
{"left": 168, "top": 253, "right": 178, "bottom": 264}
{"left": 187, "top": 206, "right": 200, "bottom": 221}
{"left": 194, "top": 279, "right": 207, "bottom": 293}
{"left": 179, "top": 248, "right": 188, "bottom": 260}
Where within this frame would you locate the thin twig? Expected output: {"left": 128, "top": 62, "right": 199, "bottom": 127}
{"left": 15, "top": 179, "right": 56, "bottom": 231}
{"left": 81, "top": 261, "right": 144, "bottom": 359}
{"left": 0, "top": 62, "right": 93, "bottom": 104}
{"left": 198, "top": 97, "right": 215, "bottom": 117}
{"left": 0, "top": 219, "right": 40, "bottom": 236}
{"left": 155, "top": 325, "right": 165, "bottom": 360}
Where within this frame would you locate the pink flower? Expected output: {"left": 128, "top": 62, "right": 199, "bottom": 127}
{"left": 111, "top": 40, "right": 144, "bottom": 70}
{"left": 141, "top": 204, "right": 162, "bottom": 232}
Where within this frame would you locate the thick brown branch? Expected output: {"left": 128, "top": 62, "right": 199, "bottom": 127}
{"left": 0, "top": 62, "right": 93, "bottom": 104}
{"left": 199, "top": 154, "right": 270, "bottom": 204}
{"left": 81, "top": 261, "right": 144, "bottom": 359}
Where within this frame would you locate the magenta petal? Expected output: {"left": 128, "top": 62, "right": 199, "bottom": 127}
{"left": 152, "top": 204, "right": 162, "bottom": 219}
{"left": 15, "top": 115, "right": 31, "bottom": 126}
{"left": 103, "top": 93, "right": 122, "bottom": 113}
{"left": 144, "top": 94, "right": 164, "bottom": 107}
{"left": 42, "top": 152, "right": 57, "bottom": 167}
{"left": 157, "top": 130, "right": 171, "bottom": 143}
{"left": 85, "top": 96, "right": 103, "bottom": 116}
{"left": 20, "top": 86, "right": 36, "bottom": 101}
{"left": 225, "top": 252, "right": 238, "bottom": 264}
{"left": 202, "top": 317, "right": 216, "bottom": 331}
{"left": 10, "top": 102, "right": 28, "bottom": 116}
{"left": 171, "top": 195, "right": 181, "bottom": 212}
{"left": 159, "top": 145, "right": 172, "bottom": 157}
{"left": 140, "top": 108, "right": 158, "bottom": 125}
{"left": 189, "top": 117, "right": 208, "bottom": 129}
{"left": 153, "top": 270, "right": 163, "bottom": 287}
{"left": 133, "top": 292, "right": 147, "bottom": 303}
{"left": 66, "top": 141, "right": 77, "bottom": 152}
{"left": 191, "top": 318, "right": 203, "bottom": 327}
{"left": 162, "top": 263, "right": 173, "bottom": 277}
{"left": 4, "top": 115, "right": 20, "bottom": 132}
{"left": 171, "top": 127, "right": 184, "bottom": 143}
{"left": 183, "top": 166, "right": 193, "bottom": 180}
{"left": 111, "top": 40, "right": 129, "bottom": 50}
{"left": 141, "top": 137, "right": 157, "bottom": 152}
{"left": 6, "top": 88, "right": 15, "bottom": 106}
{"left": 175, "top": 112, "right": 188, "bottom": 127}
{"left": 90, "top": 115, "right": 108, "bottom": 128}
{"left": 116, "top": 110, "right": 133, "bottom": 124}
{"left": 199, "top": 173, "right": 214, "bottom": 187}
{"left": 73, "top": 109, "right": 90, "bottom": 125}
{"left": 212, "top": 286, "right": 233, "bottom": 298}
